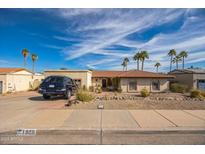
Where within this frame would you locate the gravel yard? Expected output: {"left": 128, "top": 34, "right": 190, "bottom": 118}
{"left": 68, "top": 92, "right": 205, "bottom": 110}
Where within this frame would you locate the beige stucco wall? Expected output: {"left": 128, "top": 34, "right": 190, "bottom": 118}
{"left": 170, "top": 73, "right": 205, "bottom": 90}
{"left": 44, "top": 71, "right": 92, "bottom": 89}
{"left": 6, "top": 74, "right": 44, "bottom": 93}
{"left": 6, "top": 74, "right": 32, "bottom": 92}
{"left": 86, "top": 71, "right": 92, "bottom": 88}
{"left": 120, "top": 78, "right": 169, "bottom": 92}
{"left": 171, "top": 73, "right": 193, "bottom": 89}
{"left": 0, "top": 73, "right": 44, "bottom": 94}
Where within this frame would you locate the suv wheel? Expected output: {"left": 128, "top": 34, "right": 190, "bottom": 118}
{"left": 43, "top": 94, "right": 50, "bottom": 99}
{"left": 65, "top": 90, "right": 71, "bottom": 99}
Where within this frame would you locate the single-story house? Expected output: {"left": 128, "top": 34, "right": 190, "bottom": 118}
{"left": 0, "top": 68, "right": 44, "bottom": 94}
{"left": 169, "top": 69, "right": 205, "bottom": 91}
{"left": 44, "top": 69, "right": 174, "bottom": 92}
{"left": 92, "top": 70, "right": 174, "bottom": 92}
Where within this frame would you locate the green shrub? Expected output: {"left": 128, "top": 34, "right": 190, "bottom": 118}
{"left": 201, "top": 91, "right": 205, "bottom": 97}
{"left": 170, "top": 83, "right": 188, "bottom": 93}
{"left": 89, "top": 86, "right": 94, "bottom": 92}
{"left": 140, "top": 88, "right": 150, "bottom": 97}
{"left": 95, "top": 85, "right": 102, "bottom": 93}
{"left": 190, "top": 89, "right": 201, "bottom": 98}
{"left": 76, "top": 90, "right": 94, "bottom": 102}
{"left": 190, "top": 89, "right": 205, "bottom": 100}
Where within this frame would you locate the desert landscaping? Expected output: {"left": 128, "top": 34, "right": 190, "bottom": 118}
{"left": 66, "top": 91, "right": 205, "bottom": 110}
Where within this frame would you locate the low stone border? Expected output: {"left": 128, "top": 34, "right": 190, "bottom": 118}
{"left": 94, "top": 95, "right": 204, "bottom": 102}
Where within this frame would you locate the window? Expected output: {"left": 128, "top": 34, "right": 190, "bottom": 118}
{"left": 152, "top": 80, "right": 160, "bottom": 90}
{"left": 50, "top": 77, "right": 64, "bottom": 83}
{"left": 44, "top": 76, "right": 64, "bottom": 83}
{"left": 129, "top": 81, "right": 137, "bottom": 91}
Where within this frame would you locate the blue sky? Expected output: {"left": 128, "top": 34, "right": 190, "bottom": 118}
{"left": 0, "top": 8, "right": 205, "bottom": 72}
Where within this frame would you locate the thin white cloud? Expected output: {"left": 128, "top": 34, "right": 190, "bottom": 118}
{"left": 53, "top": 35, "right": 82, "bottom": 42}
{"left": 50, "top": 9, "right": 205, "bottom": 71}
{"left": 41, "top": 44, "right": 64, "bottom": 50}
{"left": 59, "top": 9, "right": 103, "bottom": 17}
{"left": 86, "top": 58, "right": 117, "bottom": 69}
{"left": 60, "top": 9, "right": 186, "bottom": 60}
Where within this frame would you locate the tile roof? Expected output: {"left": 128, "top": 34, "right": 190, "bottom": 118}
{"left": 92, "top": 70, "right": 174, "bottom": 78}
{"left": 0, "top": 68, "right": 27, "bottom": 74}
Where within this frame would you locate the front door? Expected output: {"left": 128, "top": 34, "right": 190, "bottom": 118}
{"left": 0, "top": 81, "right": 3, "bottom": 94}
{"left": 102, "top": 79, "right": 107, "bottom": 88}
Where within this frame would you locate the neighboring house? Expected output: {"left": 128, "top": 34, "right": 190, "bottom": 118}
{"left": 0, "top": 68, "right": 44, "bottom": 94}
{"left": 169, "top": 69, "right": 205, "bottom": 91}
{"left": 44, "top": 70, "right": 92, "bottom": 89}
{"left": 44, "top": 69, "right": 174, "bottom": 92}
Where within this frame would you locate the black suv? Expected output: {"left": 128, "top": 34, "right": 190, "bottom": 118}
{"left": 38, "top": 76, "right": 77, "bottom": 99}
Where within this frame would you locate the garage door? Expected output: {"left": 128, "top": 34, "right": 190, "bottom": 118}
{"left": 198, "top": 80, "right": 205, "bottom": 91}
{"left": 0, "top": 81, "right": 3, "bottom": 94}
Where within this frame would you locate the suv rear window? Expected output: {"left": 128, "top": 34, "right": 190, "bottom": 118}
{"left": 44, "top": 77, "right": 64, "bottom": 84}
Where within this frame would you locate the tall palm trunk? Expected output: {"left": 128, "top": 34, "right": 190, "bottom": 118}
{"left": 24, "top": 57, "right": 26, "bottom": 67}
{"left": 170, "top": 56, "right": 172, "bottom": 71}
{"left": 182, "top": 57, "right": 184, "bottom": 69}
{"left": 137, "top": 60, "right": 139, "bottom": 70}
{"left": 176, "top": 61, "right": 178, "bottom": 69}
{"left": 32, "top": 61, "right": 35, "bottom": 73}
{"left": 141, "top": 60, "right": 144, "bottom": 70}
{"left": 156, "top": 67, "right": 158, "bottom": 72}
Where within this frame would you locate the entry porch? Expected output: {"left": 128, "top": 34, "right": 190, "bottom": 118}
{"left": 92, "top": 77, "right": 120, "bottom": 91}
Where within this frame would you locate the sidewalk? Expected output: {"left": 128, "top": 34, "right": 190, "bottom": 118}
{"left": 1, "top": 109, "right": 205, "bottom": 144}
{"left": 22, "top": 109, "right": 205, "bottom": 130}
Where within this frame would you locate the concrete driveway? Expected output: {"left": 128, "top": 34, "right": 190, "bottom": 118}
{"left": 0, "top": 91, "right": 205, "bottom": 144}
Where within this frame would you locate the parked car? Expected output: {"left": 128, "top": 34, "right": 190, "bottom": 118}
{"left": 38, "top": 76, "right": 77, "bottom": 99}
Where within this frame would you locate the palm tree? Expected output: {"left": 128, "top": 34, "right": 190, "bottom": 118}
{"left": 168, "top": 49, "right": 176, "bottom": 72}
{"left": 179, "top": 51, "right": 188, "bottom": 69}
{"left": 154, "top": 62, "right": 161, "bottom": 72}
{"left": 133, "top": 52, "right": 141, "bottom": 70}
{"left": 123, "top": 57, "right": 129, "bottom": 71}
{"left": 121, "top": 61, "right": 126, "bottom": 71}
{"left": 140, "top": 51, "right": 149, "bottom": 71}
{"left": 21, "top": 48, "right": 29, "bottom": 67}
{"left": 172, "top": 55, "right": 182, "bottom": 70}
{"left": 31, "top": 54, "right": 38, "bottom": 73}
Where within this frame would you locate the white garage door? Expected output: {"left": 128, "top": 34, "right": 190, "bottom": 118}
{"left": 0, "top": 81, "right": 3, "bottom": 94}
{"left": 198, "top": 80, "right": 205, "bottom": 91}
